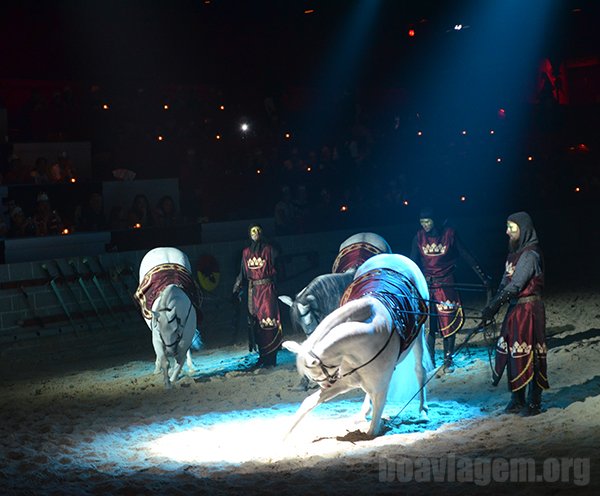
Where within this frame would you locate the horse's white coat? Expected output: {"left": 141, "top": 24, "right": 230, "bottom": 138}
{"left": 139, "top": 247, "right": 199, "bottom": 388}
{"left": 283, "top": 254, "right": 432, "bottom": 437}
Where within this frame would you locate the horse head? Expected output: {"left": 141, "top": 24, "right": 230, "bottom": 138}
{"left": 152, "top": 285, "right": 192, "bottom": 354}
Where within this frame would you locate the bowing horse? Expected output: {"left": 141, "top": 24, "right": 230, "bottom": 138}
{"left": 283, "top": 253, "right": 432, "bottom": 437}
{"left": 135, "top": 247, "right": 202, "bottom": 388}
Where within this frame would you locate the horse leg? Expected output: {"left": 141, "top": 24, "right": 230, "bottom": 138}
{"left": 414, "top": 331, "right": 429, "bottom": 420}
{"left": 366, "top": 389, "right": 389, "bottom": 437}
{"left": 152, "top": 331, "right": 171, "bottom": 388}
{"left": 354, "top": 394, "right": 372, "bottom": 423}
{"left": 285, "top": 383, "right": 352, "bottom": 439}
{"left": 186, "top": 349, "right": 195, "bottom": 373}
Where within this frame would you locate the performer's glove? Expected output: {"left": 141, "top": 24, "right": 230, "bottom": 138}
{"left": 480, "top": 306, "right": 495, "bottom": 323}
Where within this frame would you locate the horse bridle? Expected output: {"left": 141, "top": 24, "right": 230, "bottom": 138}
{"left": 306, "top": 325, "right": 397, "bottom": 387}
{"left": 156, "top": 299, "right": 193, "bottom": 349}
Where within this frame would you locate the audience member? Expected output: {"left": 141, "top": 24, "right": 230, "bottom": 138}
{"left": 32, "top": 192, "right": 63, "bottom": 236}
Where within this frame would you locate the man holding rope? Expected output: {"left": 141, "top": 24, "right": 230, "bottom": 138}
{"left": 410, "top": 207, "right": 490, "bottom": 375}
{"left": 481, "top": 211, "right": 548, "bottom": 416}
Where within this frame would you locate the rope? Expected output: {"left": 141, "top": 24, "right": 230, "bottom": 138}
{"left": 388, "top": 321, "right": 494, "bottom": 425}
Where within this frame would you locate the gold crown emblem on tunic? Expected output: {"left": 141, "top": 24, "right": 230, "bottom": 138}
{"left": 436, "top": 300, "right": 459, "bottom": 312}
{"left": 260, "top": 317, "right": 279, "bottom": 328}
{"left": 510, "top": 340, "right": 532, "bottom": 357}
{"left": 422, "top": 243, "right": 447, "bottom": 256}
{"left": 505, "top": 261, "right": 516, "bottom": 277}
{"left": 247, "top": 256, "right": 266, "bottom": 269}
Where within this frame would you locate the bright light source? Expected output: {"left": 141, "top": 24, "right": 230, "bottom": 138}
{"left": 61, "top": 228, "right": 70, "bottom": 235}
{"left": 102, "top": 104, "right": 109, "bottom": 110}
{"left": 403, "top": 200, "right": 409, "bottom": 206}
{"left": 461, "top": 130, "right": 467, "bottom": 135}
{"left": 496, "top": 157, "right": 502, "bottom": 163}
{"left": 454, "top": 24, "right": 463, "bottom": 30}
{"left": 157, "top": 135, "right": 164, "bottom": 141}
{"left": 70, "top": 177, "right": 77, "bottom": 183}
{"left": 306, "top": 167, "right": 312, "bottom": 172}
{"left": 340, "top": 205, "right": 348, "bottom": 212}
{"left": 304, "top": 9, "right": 314, "bottom": 14}
{"left": 575, "top": 186, "right": 581, "bottom": 193}
{"left": 133, "top": 223, "right": 142, "bottom": 229}
{"left": 241, "top": 123, "right": 249, "bottom": 132}
{"left": 215, "top": 134, "right": 221, "bottom": 140}
{"left": 163, "top": 104, "right": 169, "bottom": 110}
{"left": 498, "top": 108, "right": 506, "bottom": 119}
{"left": 408, "top": 29, "right": 415, "bottom": 37}
{"left": 460, "top": 196, "right": 466, "bottom": 202}
{"left": 285, "top": 133, "right": 291, "bottom": 139}
{"left": 417, "top": 131, "right": 423, "bottom": 136}
{"left": 256, "top": 169, "right": 261, "bottom": 175}
{"left": 489, "top": 130, "right": 495, "bottom": 135}
{"left": 219, "top": 105, "right": 225, "bottom": 111}
{"left": 527, "top": 156, "right": 533, "bottom": 161}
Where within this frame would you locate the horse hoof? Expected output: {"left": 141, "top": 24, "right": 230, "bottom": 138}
{"left": 419, "top": 410, "right": 429, "bottom": 422}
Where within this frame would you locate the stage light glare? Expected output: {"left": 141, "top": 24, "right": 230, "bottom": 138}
{"left": 340, "top": 205, "right": 348, "bottom": 212}
{"left": 490, "top": 130, "right": 495, "bottom": 135}
{"left": 498, "top": 108, "right": 506, "bottom": 119}
{"left": 408, "top": 29, "right": 415, "bottom": 37}
{"left": 157, "top": 135, "right": 164, "bottom": 141}
{"left": 133, "top": 223, "right": 142, "bottom": 229}
{"left": 403, "top": 200, "right": 409, "bottom": 206}
{"left": 163, "top": 104, "right": 169, "bottom": 110}
{"left": 307, "top": 167, "right": 312, "bottom": 172}
{"left": 575, "top": 186, "right": 581, "bottom": 193}
{"left": 241, "top": 123, "right": 249, "bottom": 132}
{"left": 527, "top": 156, "right": 533, "bottom": 161}
{"left": 454, "top": 24, "right": 463, "bottom": 30}
{"left": 61, "top": 228, "right": 70, "bottom": 235}
{"left": 461, "top": 130, "right": 467, "bottom": 135}
{"left": 70, "top": 178, "right": 77, "bottom": 183}
{"left": 219, "top": 105, "right": 225, "bottom": 111}
{"left": 417, "top": 131, "right": 423, "bottom": 136}
{"left": 216, "top": 134, "right": 221, "bottom": 140}
{"left": 102, "top": 104, "right": 109, "bottom": 110}
{"left": 304, "top": 9, "right": 314, "bottom": 14}
{"left": 285, "top": 133, "right": 291, "bottom": 139}
{"left": 496, "top": 157, "right": 502, "bottom": 163}
{"left": 460, "top": 196, "right": 466, "bottom": 202}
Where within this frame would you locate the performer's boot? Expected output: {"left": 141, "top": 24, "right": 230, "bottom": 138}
{"left": 442, "top": 334, "right": 456, "bottom": 373}
{"left": 258, "top": 351, "right": 277, "bottom": 368}
{"left": 426, "top": 329, "right": 437, "bottom": 367}
{"left": 521, "top": 382, "right": 543, "bottom": 417}
{"left": 504, "top": 388, "right": 526, "bottom": 414}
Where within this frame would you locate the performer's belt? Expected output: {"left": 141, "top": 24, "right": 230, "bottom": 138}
{"left": 250, "top": 278, "right": 272, "bottom": 286}
{"left": 515, "top": 295, "right": 541, "bottom": 305}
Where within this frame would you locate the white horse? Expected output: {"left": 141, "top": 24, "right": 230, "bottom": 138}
{"left": 137, "top": 247, "right": 202, "bottom": 388}
{"left": 283, "top": 253, "right": 432, "bottom": 438}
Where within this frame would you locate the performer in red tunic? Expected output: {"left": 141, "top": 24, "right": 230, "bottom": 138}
{"left": 410, "top": 207, "right": 490, "bottom": 374}
{"left": 481, "top": 211, "right": 548, "bottom": 416}
{"left": 233, "top": 223, "right": 282, "bottom": 367}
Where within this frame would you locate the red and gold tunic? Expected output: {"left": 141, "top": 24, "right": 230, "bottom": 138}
{"left": 332, "top": 242, "right": 386, "bottom": 274}
{"left": 240, "top": 244, "right": 282, "bottom": 356}
{"left": 340, "top": 268, "right": 428, "bottom": 356}
{"left": 493, "top": 246, "right": 548, "bottom": 392}
{"left": 416, "top": 227, "right": 464, "bottom": 337}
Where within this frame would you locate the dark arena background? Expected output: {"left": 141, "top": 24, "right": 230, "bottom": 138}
{"left": 0, "top": 1, "right": 599, "bottom": 494}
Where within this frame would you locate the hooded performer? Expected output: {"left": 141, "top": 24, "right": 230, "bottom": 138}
{"left": 481, "top": 211, "right": 548, "bottom": 416}
{"left": 233, "top": 223, "right": 282, "bottom": 367}
{"left": 410, "top": 207, "right": 490, "bottom": 374}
